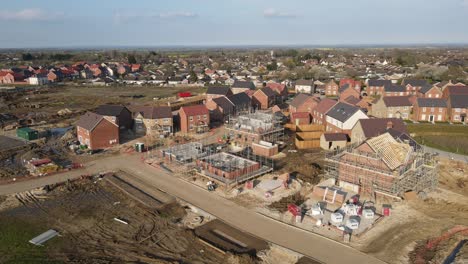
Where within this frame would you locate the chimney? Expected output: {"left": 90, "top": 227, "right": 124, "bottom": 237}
{"left": 386, "top": 121, "right": 393, "bottom": 130}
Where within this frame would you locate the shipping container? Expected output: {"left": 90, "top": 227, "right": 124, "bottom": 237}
{"left": 16, "top": 127, "right": 39, "bottom": 141}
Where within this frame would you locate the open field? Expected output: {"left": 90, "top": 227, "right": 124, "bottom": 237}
{"left": 407, "top": 124, "right": 468, "bottom": 155}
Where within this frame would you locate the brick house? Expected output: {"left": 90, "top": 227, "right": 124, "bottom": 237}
{"left": 325, "top": 102, "right": 369, "bottom": 134}
{"left": 435, "top": 80, "right": 465, "bottom": 92}
{"left": 447, "top": 95, "right": 468, "bottom": 123}
{"left": 402, "top": 79, "right": 430, "bottom": 95}
{"left": 442, "top": 85, "right": 468, "bottom": 99}
{"left": 417, "top": 85, "right": 443, "bottom": 98}
{"left": 76, "top": 112, "right": 119, "bottom": 150}
{"left": 383, "top": 84, "right": 408, "bottom": 97}
{"left": 252, "top": 87, "right": 276, "bottom": 110}
{"left": 325, "top": 80, "right": 339, "bottom": 96}
{"left": 295, "top": 79, "right": 314, "bottom": 94}
{"left": 231, "top": 80, "right": 256, "bottom": 94}
{"left": 206, "top": 86, "right": 233, "bottom": 101}
{"left": 338, "top": 84, "right": 360, "bottom": 102}
{"left": 95, "top": 105, "right": 133, "bottom": 130}
{"left": 290, "top": 112, "right": 311, "bottom": 125}
{"left": 227, "top": 92, "right": 252, "bottom": 114}
{"left": 0, "top": 72, "right": 15, "bottom": 84}
{"left": 413, "top": 98, "right": 448, "bottom": 122}
{"left": 265, "top": 82, "right": 288, "bottom": 102}
{"left": 129, "top": 106, "right": 173, "bottom": 136}
{"left": 205, "top": 96, "right": 235, "bottom": 122}
{"left": 289, "top": 93, "right": 319, "bottom": 114}
{"left": 350, "top": 118, "right": 407, "bottom": 143}
{"left": 339, "top": 79, "right": 361, "bottom": 92}
{"left": 311, "top": 98, "right": 337, "bottom": 126}
{"left": 371, "top": 96, "right": 412, "bottom": 120}
{"left": 179, "top": 105, "right": 210, "bottom": 133}
{"left": 367, "top": 79, "right": 392, "bottom": 96}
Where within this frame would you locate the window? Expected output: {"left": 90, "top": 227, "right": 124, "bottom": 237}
{"left": 454, "top": 115, "right": 460, "bottom": 120}
{"left": 204, "top": 115, "right": 207, "bottom": 119}
{"left": 431, "top": 107, "right": 434, "bottom": 112}
{"left": 435, "top": 94, "right": 439, "bottom": 98}
{"left": 455, "top": 108, "right": 461, "bottom": 113}
{"left": 189, "top": 116, "right": 193, "bottom": 121}
{"left": 428, "top": 94, "right": 432, "bottom": 98}
{"left": 422, "top": 107, "right": 426, "bottom": 112}
{"left": 404, "top": 106, "right": 409, "bottom": 110}
{"left": 439, "top": 108, "right": 443, "bottom": 113}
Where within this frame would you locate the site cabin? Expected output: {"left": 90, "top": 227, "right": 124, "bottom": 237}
{"left": 371, "top": 96, "right": 412, "bottom": 120}
{"left": 413, "top": 98, "right": 448, "bottom": 122}
{"left": 447, "top": 94, "right": 468, "bottom": 123}
{"left": 76, "top": 112, "right": 119, "bottom": 150}
{"left": 179, "top": 105, "right": 210, "bottom": 134}
{"left": 294, "top": 79, "right": 314, "bottom": 94}
{"left": 367, "top": 79, "right": 392, "bottom": 96}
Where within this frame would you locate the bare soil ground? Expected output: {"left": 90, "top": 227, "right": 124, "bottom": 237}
{"left": 0, "top": 178, "right": 255, "bottom": 263}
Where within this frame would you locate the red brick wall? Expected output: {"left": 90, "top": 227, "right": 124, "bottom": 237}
{"left": 77, "top": 119, "right": 119, "bottom": 150}
{"left": 252, "top": 91, "right": 269, "bottom": 110}
{"left": 413, "top": 105, "right": 447, "bottom": 122}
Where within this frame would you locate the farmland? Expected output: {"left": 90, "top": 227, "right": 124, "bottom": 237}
{"left": 407, "top": 124, "right": 468, "bottom": 155}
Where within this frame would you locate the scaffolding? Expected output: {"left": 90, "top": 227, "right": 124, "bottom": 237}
{"left": 225, "top": 111, "right": 285, "bottom": 147}
{"left": 324, "top": 135, "right": 438, "bottom": 198}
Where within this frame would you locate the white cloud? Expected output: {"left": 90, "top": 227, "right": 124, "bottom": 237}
{"left": 0, "top": 8, "right": 63, "bottom": 21}
{"left": 113, "top": 11, "right": 197, "bottom": 24}
{"left": 157, "top": 12, "right": 197, "bottom": 18}
{"left": 263, "top": 8, "right": 297, "bottom": 18}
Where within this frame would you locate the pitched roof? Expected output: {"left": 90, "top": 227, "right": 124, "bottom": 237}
{"left": 295, "top": 79, "right": 313, "bottom": 86}
{"left": 449, "top": 95, "right": 468, "bottom": 108}
{"left": 402, "top": 79, "right": 429, "bottom": 87}
{"left": 206, "top": 86, "right": 231, "bottom": 96}
{"left": 366, "top": 133, "right": 412, "bottom": 170}
{"left": 77, "top": 112, "right": 114, "bottom": 131}
{"left": 232, "top": 80, "right": 255, "bottom": 90}
{"left": 357, "top": 118, "right": 407, "bottom": 138}
{"left": 419, "top": 85, "right": 438, "bottom": 94}
{"left": 368, "top": 79, "right": 392, "bottom": 87}
{"left": 416, "top": 98, "right": 447, "bottom": 108}
{"left": 290, "top": 93, "right": 312, "bottom": 108}
{"left": 130, "top": 106, "right": 172, "bottom": 119}
{"left": 327, "top": 102, "right": 361, "bottom": 122}
{"left": 445, "top": 85, "right": 468, "bottom": 95}
{"left": 180, "top": 105, "right": 209, "bottom": 116}
{"left": 315, "top": 98, "right": 337, "bottom": 114}
{"left": 266, "top": 82, "right": 286, "bottom": 93}
{"left": 343, "top": 95, "right": 361, "bottom": 105}
{"left": 291, "top": 112, "right": 310, "bottom": 119}
{"left": 338, "top": 83, "right": 350, "bottom": 93}
{"left": 95, "top": 105, "right": 128, "bottom": 117}
{"left": 384, "top": 84, "right": 406, "bottom": 93}
{"left": 382, "top": 96, "right": 412, "bottom": 107}
{"left": 259, "top": 87, "right": 277, "bottom": 97}
{"left": 212, "top": 96, "right": 235, "bottom": 113}
{"left": 323, "top": 133, "right": 348, "bottom": 141}
{"left": 228, "top": 92, "right": 251, "bottom": 107}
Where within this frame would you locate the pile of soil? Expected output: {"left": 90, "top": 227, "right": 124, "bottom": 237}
{"left": 268, "top": 193, "right": 306, "bottom": 213}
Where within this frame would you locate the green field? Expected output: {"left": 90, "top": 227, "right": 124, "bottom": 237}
{"left": 0, "top": 216, "right": 63, "bottom": 264}
{"left": 407, "top": 124, "right": 468, "bottom": 155}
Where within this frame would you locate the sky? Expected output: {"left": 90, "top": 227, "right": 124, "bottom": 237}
{"left": 0, "top": 0, "right": 468, "bottom": 48}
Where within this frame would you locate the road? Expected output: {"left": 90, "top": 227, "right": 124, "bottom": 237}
{"left": 0, "top": 154, "right": 384, "bottom": 264}
{"left": 423, "top": 146, "right": 468, "bottom": 163}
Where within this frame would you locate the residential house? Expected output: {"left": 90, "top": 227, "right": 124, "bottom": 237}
{"left": 227, "top": 92, "right": 252, "bottom": 114}
{"left": 289, "top": 93, "right": 319, "bottom": 114}
{"left": 325, "top": 102, "right": 369, "bottom": 134}
{"left": 325, "top": 80, "right": 339, "bottom": 96}
{"left": 252, "top": 87, "right": 277, "bottom": 110}
{"left": 130, "top": 106, "right": 173, "bottom": 136}
{"left": 350, "top": 118, "right": 407, "bottom": 143}
{"left": 290, "top": 112, "right": 311, "bottom": 125}
{"left": 402, "top": 79, "right": 430, "bottom": 95}
{"left": 447, "top": 95, "right": 468, "bottom": 123}
{"left": 339, "top": 79, "right": 361, "bottom": 92}
{"left": 367, "top": 79, "right": 392, "bottom": 96}
{"left": 205, "top": 96, "right": 235, "bottom": 122}
{"left": 311, "top": 98, "right": 337, "bottom": 126}
{"left": 413, "top": 98, "right": 448, "bottom": 122}
{"left": 266, "top": 82, "right": 288, "bottom": 102}
{"left": 417, "top": 85, "right": 442, "bottom": 98}
{"left": 95, "top": 105, "right": 133, "bottom": 130}
{"left": 206, "top": 86, "right": 233, "bottom": 101}
{"left": 76, "top": 112, "right": 119, "bottom": 150}
{"left": 28, "top": 74, "right": 49, "bottom": 85}
{"left": 372, "top": 96, "right": 412, "bottom": 120}
{"left": 131, "top": 64, "right": 141, "bottom": 72}
{"left": 383, "top": 84, "right": 408, "bottom": 97}
{"left": 0, "top": 72, "right": 15, "bottom": 84}
{"left": 338, "top": 84, "right": 360, "bottom": 102}
{"left": 434, "top": 80, "right": 465, "bottom": 91}
{"left": 179, "top": 105, "right": 210, "bottom": 133}
{"left": 295, "top": 79, "right": 314, "bottom": 94}
{"left": 231, "top": 80, "right": 256, "bottom": 94}
{"left": 442, "top": 85, "right": 468, "bottom": 99}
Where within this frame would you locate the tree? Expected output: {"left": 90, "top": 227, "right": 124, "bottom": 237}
{"left": 128, "top": 54, "right": 137, "bottom": 64}
{"left": 266, "top": 61, "right": 278, "bottom": 71}
{"left": 188, "top": 70, "right": 198, "bottom": 83}
{"left": 22, "top": 53, "right": 33, "bottom": 61}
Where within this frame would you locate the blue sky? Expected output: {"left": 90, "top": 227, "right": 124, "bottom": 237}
{"left": 1, "top": 0, "right": 467, "bottom": 48}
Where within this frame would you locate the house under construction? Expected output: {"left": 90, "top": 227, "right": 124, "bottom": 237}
{"left": 324, "top": 132, "right": 438, "bottom": 198}
{"left": 225, "top": 111, "right": 284, "bottom": 148}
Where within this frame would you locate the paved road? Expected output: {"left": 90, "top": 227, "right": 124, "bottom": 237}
{"left": 0, "top": 154, "right": 384, "bottom": 264}
{"left": 423, "top": 146, "right": 468, "bottom": 163}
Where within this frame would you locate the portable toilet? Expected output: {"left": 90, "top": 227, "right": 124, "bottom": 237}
{"left": 134, "top": 142, "right": 145, "bottom": 152}
{"left": 362, "top": 209, "right": 375, "bottom": 219}
{"left": 346, "top": 218, "right": 359, "bottom": 230}
{"left": 331, "top": 212, "right": 343, "bottom": 223}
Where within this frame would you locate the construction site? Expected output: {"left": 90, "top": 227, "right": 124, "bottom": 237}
{"left": 324, "top": 133, "right": 438, "bottom": 198}
{"left": 225, "top": 111, "right": 285, "bottom": 148}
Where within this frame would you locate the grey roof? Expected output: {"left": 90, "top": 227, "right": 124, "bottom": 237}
{"left": 327, "top": 102, "right": 360, "bottom": 122}
{"left": 213, "top": 96, "right": 235, "bottom": 113}
{"left": 419, "top": 84, "right": 436, "bottom": 94}
{"left": 206, "top": 86, "right": 232, "bottom": 95}
{"left": 368, "top": 79, "right": 392, "bottom": 87}
{"left": 227, "top": 92, "right": 251, "bottom": 108}
{"left": 338, "top": 83, "right": 350, "bottom": 93}
{"left": 290, "top": 93, "right": 312, "bottom": 108}
{"left": 95, "top": 105, "right": 128, "bottom": 117}
{"left": 449, "top": 95, "right": 468, "bottom": 108}
{"left": 384, "top": 84, "right": 406, "bottom": 93}
{"left": 323, "top": 133, "right": 348, "bottom": 142}
{"left": 295, "top": 79, "right": 313, "bottom": 86}
{"left": 416, "top": 98, "right": 447, "bottom": 108}
{"left": 383, "top": 96, "right": 412, "bottom": 107}
{"left": 402, "top": 79, "right": 429, "bottom": 87}
{"left": 76, "top": 112, "right": 106, "bottom": 131}
{"left": 232, "top": 80, "right": 255, "bottom": 90}
{"left": 357, "top": 118, "right": 407, "bottom": 138}
{"left": 130, "top": 106, "right": 172, "bottom": 119}
{"left": 259, "top": 87, "right": 277, "bottom": 97}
